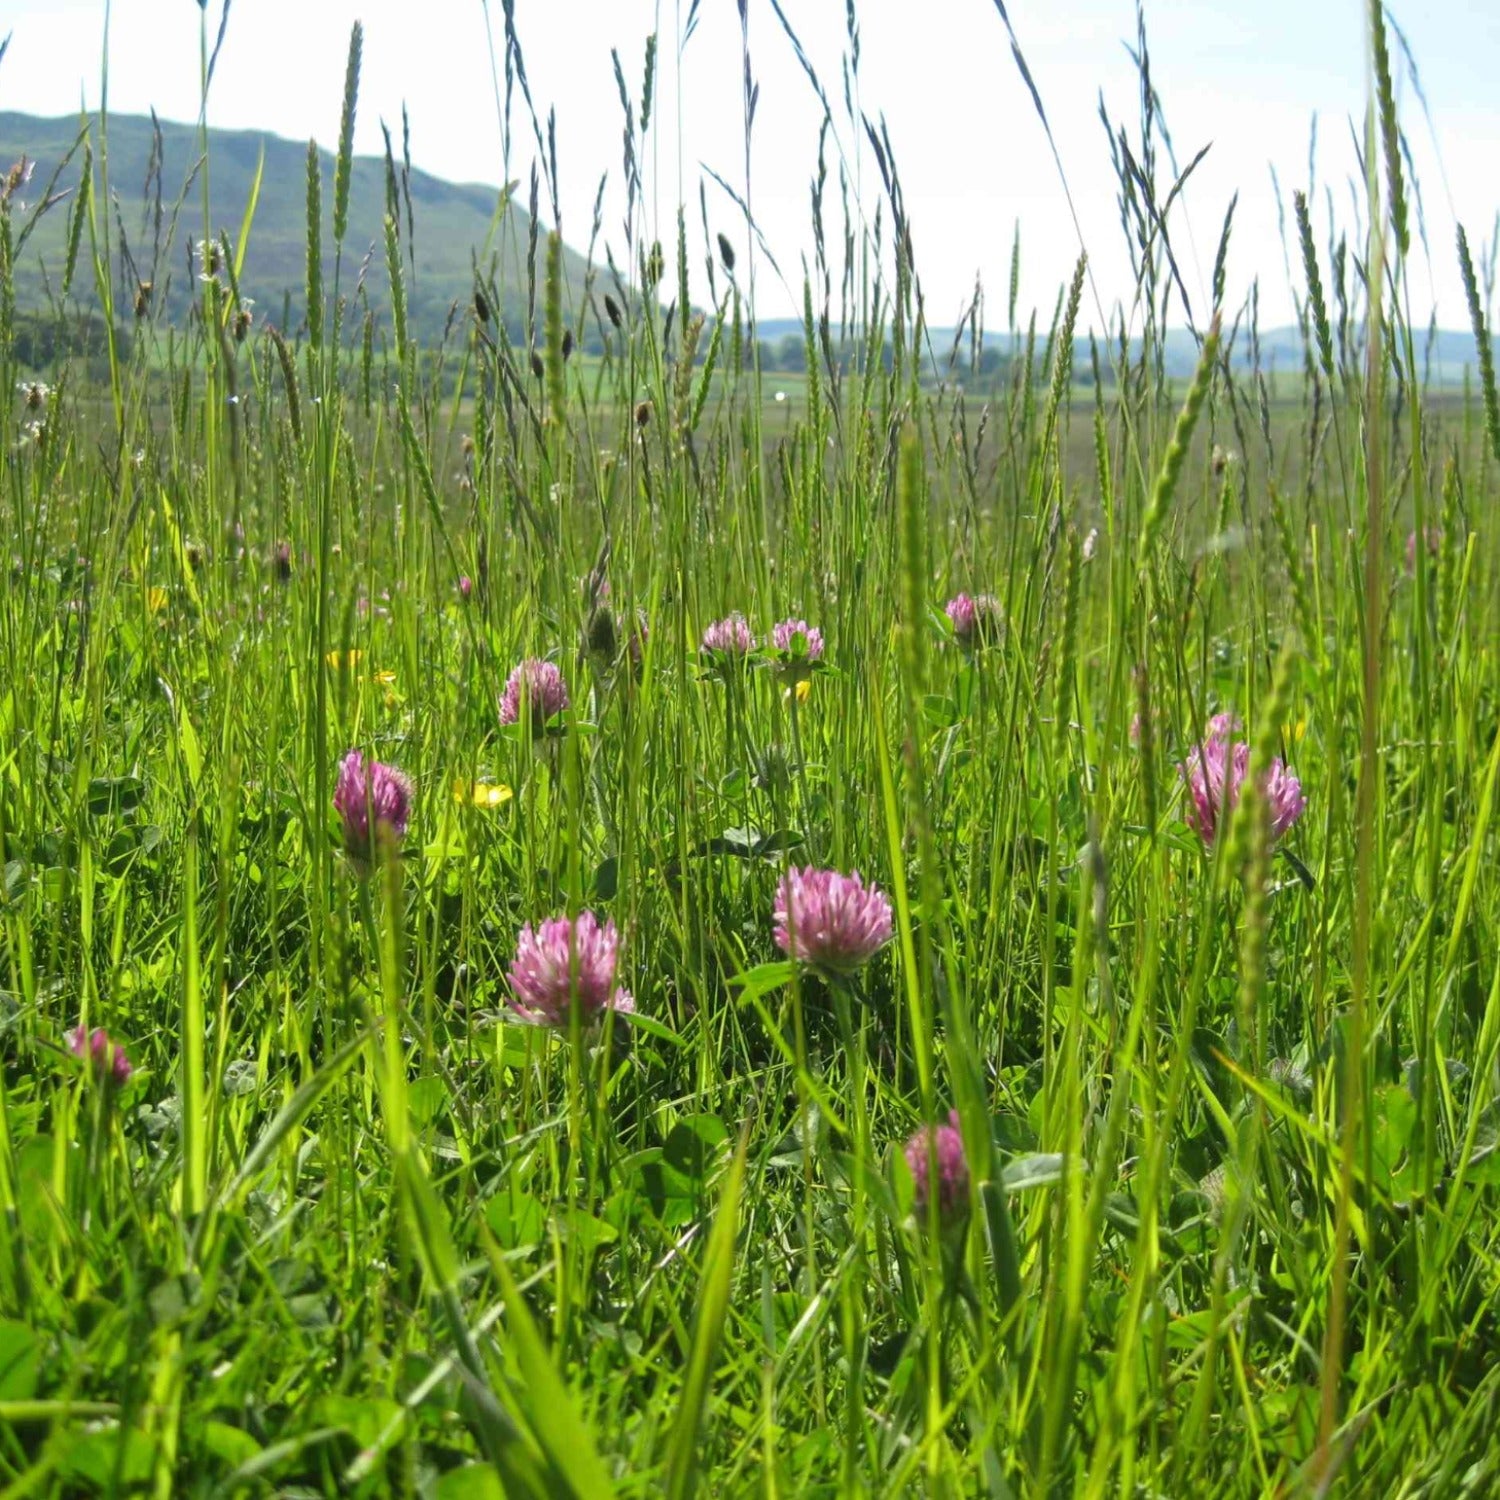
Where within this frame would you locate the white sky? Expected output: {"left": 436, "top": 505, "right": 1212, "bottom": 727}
{"left": 0, "top": 0, "right": 1497, "bottom": 333}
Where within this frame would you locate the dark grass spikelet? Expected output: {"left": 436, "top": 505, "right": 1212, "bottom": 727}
{"left": 586, "top": 603, "right": 619, "bottom": 668}
{"left": 1053, "top": 527, "right": 1081, "bottom": 755}
{"left": 304, "top": 140, "right": 324, "bottom": 350}
{"left": 1369, "top": 0, "right": 1409, "bottom": 259}
{"left": 1269, "top": 484, "right": 1319, "bottom": 663}
{"left": 544, "top": 231, "right": 566, "bottom": 422}
{"left": 1438, "top": 455, "right": 1461, "bottom": 647}
{"left": 1457, "top": 225, "right": 1500, "bottom": 467}
{"left": 384, "top": 213, "right": 408, "bottom": 368}
{"left": 1139, "top": 314, "right": 1221, "bottom": 565}
{"left": 1134, "top": 664, "right": 1158, "bottom": 836}
{"left": 333, "top": 23, "right": 363, "bottom": 247}
{"left": 1295, "top": 190, "right": 1335, "bottom": 383}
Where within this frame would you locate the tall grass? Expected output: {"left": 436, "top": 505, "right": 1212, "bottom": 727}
{"left": 0, "top": 2, "right": 1496, "bottom": 1494}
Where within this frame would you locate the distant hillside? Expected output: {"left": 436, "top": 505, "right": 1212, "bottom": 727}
{"left": 753, "top": 318, "right": 1494, "bottom": 386}
{"left": 0, "top": 110, "right": 597, "bottom": 349}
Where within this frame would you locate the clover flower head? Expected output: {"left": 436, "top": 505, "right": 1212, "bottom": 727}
{"left": 773, "top": 866, "right": 893, "bottom": 976}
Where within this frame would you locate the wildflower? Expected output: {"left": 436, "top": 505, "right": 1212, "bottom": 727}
{"left": 499, "top": 658, "right": 569, "bottom": 733}
{"left": 146, "top": 587, "right": 168, "bottom": 616}
{"left": 784, "top": 677, "right": 812, "bottom": 706}
{"left": 768, "top": 618, "right": 824, "bottom": 685}
{"left": 904, "top": 1111, "right": 969, "bottom": 1228}
{"left": 1259, "top": 757, "right": 1307, "bottom": 841}
{"left": 18, "top": 381, "right": 50, "bottom": 411}
{"left": 1179, "top": 725, "right": 1305, "bottom": 848}
{"left": 272, "top": 541, "right": 292, "bottom": 581}
{"left": 374, "top": 669, "right": 398, "bottom": 708}
{"left": 1205, "top": 710, "right": 1242, "bottom": 743}
{"left": 507, "top": 911, "right": 633, "bottom": 1026}
{"left": 773, "top": 866, "right": 893, "bottom": 977}
{"left": 701, "top": 613, "right": 755, "bottom": 658}
{"left": 769, "top": 618, "right": 824, "bottom": 662}
{"left": 945, "top": 592, "right": 1003, "bottom": 649}
{"left": 454, "top": 780, "right": 513, "bottom": 809}
{"left": 458, "top": 575, "right": 474, "bottom": 601}
{"left": 326, "top": 649, "right": 364, "bottom": 672}
{"left": 1081, "top": 527, "right": 1099, "bottom": 562}
{"left": 333, "top": 749, "right": 413, "bottom": 868}
{"left": 68, "top": 1025, "right": 133, "bottom": 1087}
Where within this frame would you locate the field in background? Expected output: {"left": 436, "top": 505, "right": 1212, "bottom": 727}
{"left": 0, "top": 3, "right": 1498, "bottom": 1495}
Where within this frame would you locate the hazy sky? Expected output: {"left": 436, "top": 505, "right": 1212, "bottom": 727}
{"left": 0, "top": 0, "right": 1496, "bottom": 334}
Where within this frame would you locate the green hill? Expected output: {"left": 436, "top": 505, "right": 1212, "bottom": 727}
{"left": 0, "top": 110, "right": 597, "bottom": 349}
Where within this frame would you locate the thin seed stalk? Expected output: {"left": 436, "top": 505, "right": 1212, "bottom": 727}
{"left": 1138, "top": 314, "right": 1221, "bottom": 567}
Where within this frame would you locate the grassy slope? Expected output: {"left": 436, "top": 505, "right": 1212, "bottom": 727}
{"left": 0, "top": 109, "right": 597, "bottom": 345}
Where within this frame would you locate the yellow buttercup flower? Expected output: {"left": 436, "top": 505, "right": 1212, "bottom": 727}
{"left": 783, "top": 677, "right": 812, "bottom": 706}
{"left": 454, "top": 780, "right": 513, "bottom": 809}
{"left": 374, "top": 669, "right": 398, "bottom": 708}
{"left": 326, "top": 649, "right": 364, "bottom": 671}
{"left": 146, "top": 587, "right": 168, "bottom": 615}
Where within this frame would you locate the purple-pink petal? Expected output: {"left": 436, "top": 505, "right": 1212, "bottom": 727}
{"left": 773, "top": 866, "right": 893, "bottom": 975}
{"left": 500, "top": 658, "right": 570, "bottom": 731}
{"left": 904, "top": 1110, "right": 969, "bottom": 1227}
{"left": 768, "top": 618, "right": 824, "bottom": 662}
{"left": 1179, "top": 722, "right": 1305, "bottom": 849}
{"left": 508, "top": 910, "right": 629, "bottom": 1026}
{"left": 701, "top": 613, "right": 755, "bottom": 656}
{"left": 68, "top": 1024, "right": 133, "bottom": 1086}
{"left": 333, "top": 749, "right": 413, "bottom": 865}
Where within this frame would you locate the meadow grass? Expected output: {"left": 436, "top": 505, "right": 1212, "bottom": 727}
{"left": 0, "top": 2, "right": 1498, "bottom": 1495}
